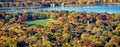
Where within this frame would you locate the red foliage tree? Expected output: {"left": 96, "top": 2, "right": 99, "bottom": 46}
{"left": 17, "top": 16, "right": 23, "bottom": 24}
{"left": 83, "top": 41, "right": 91, "bottom": 46}
{"left": 88, "top": 44, "right": 95, "bottom": 47}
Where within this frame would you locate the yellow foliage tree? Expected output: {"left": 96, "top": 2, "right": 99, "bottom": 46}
{"left": 103, "top": 0, "right": 107, "bottom": 3}
{"left": 109, "top": 0, "right": 113, "bottom": 3}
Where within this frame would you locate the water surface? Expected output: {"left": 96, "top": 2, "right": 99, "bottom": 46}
{"left": 0, "top": 4, "right": 120, "bottom": 13}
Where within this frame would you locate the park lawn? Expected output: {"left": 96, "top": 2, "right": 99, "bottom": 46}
{"left": 22, "top": 19, "right": 55, "bottom": 26}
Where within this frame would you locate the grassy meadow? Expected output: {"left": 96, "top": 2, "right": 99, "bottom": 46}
{"left": 22, "top": 19, "right": 55, "bottom": 26}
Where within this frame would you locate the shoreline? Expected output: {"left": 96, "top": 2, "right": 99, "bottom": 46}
{"left": 0, "top": 3, "right": 120, "bottom": 8}
{"left": 104, "top": 3, "right": 120, "bottom": 4}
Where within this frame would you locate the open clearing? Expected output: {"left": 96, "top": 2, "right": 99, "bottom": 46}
{"left": 22, "top": 19, "right": 56, "bottom": 26}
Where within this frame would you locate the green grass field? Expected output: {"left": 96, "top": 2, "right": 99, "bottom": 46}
{"left": 0, "top": 2, "right": 4, "bottom": 7}
{"left": 22, "top": 19, "right": 54, "bottom": 26}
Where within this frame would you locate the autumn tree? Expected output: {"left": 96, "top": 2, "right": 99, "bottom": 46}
{"left": 57, "top": 17, "right": 64, "bottom": 24}
{"left": 77, "top": 0, "right": 83, "bottom": 5}
{"left": 22, "top": 10, "right": 28, "bottom": 20}
{"left": 103, "top": 0, "right": 107, "bottom": 3}
{"left": 17, "top": 16, "right": 23, "bottom": 23}
{"left": 109, "top": 0, "right": 113, "bottom": 3}
{"left": 0, "top": 19, "right": 4, "bottom": 27}
{"left": 113, "top": 0, "right": 117, "bottom": 3}
{"left": 9, "top": 17, "right": 16, "bottom": 23}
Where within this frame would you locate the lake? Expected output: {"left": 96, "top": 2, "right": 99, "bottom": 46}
{"left": 0, "top": 4, "right": 120, "bottom": 13}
